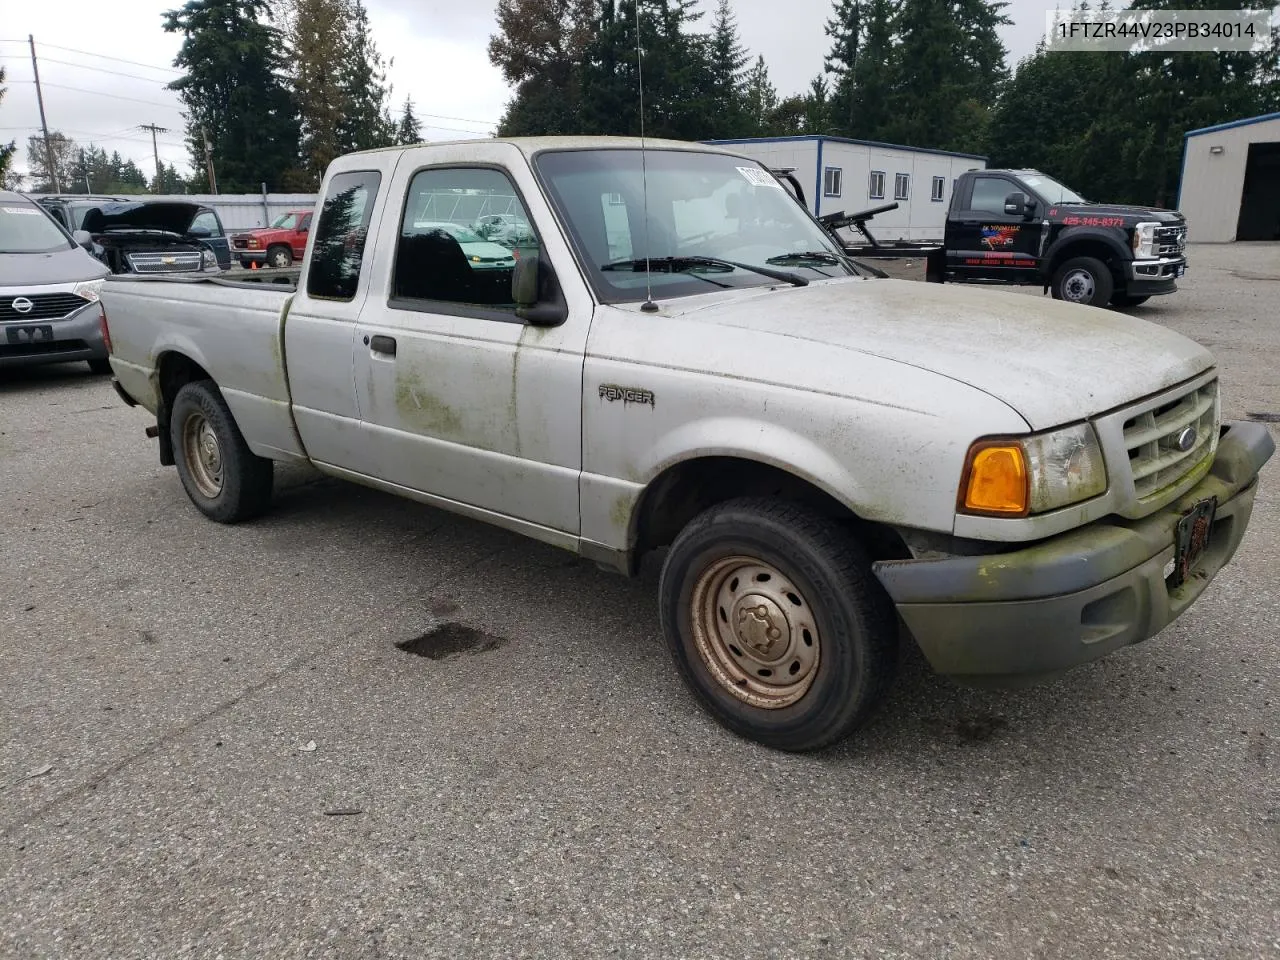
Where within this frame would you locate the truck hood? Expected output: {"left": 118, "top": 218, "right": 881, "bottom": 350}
{"left": 644, "top": 278, "right": 1213, "bottom": 430}
{"left": 1051, "top": 202, "right": 1183, "bottom": 224}
{"left": 0, "top": 244, "right": 110, "bottom": 286}
{"left": 81, "top": 201, "right": 201, "bottom": 237}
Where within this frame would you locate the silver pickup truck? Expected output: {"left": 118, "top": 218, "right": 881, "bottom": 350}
{"left": 100, "top": 137, "right": 1273, "bottom": 752}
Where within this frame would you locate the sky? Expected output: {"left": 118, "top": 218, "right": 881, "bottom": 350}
{"left": 0, "top": 0, "right": 1064, "bottom": 185}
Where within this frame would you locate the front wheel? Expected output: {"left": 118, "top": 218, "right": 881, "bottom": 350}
{"left": 1110, "top": 293, "right": 1150, "bottom": 308}
{"left": 170, "top": 380, "right": 274, "bottom": 523}
{"left": 1050, "top": 256, "right": 1113, "bottom": 307}
{"left": 266, "top": 245, "right": 293, "bottom": 268}
{"left": 658, "top": 498, "right": 898, "bottom": 752}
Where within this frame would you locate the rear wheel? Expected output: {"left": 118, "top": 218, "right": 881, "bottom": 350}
{"left": 170, "top": 380, "right": 274, "bottom": 523}
{"left": 1110, "top": 293, "right": 1150, "bottom": 308}
{"left": 659, "top": 498, "right": 898, "bottom": 752}
{"left": 266, "top": 245, "right": 293, "bottom": 268}
{"left": 1051, "top": 256, "right": 1113, "bottom": 307}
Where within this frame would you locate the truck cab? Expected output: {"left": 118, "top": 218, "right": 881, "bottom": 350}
{"left": 943, "top": 169, "right": 1188, "bottom": 307}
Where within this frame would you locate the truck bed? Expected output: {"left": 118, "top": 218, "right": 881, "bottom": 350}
{"left": 102, "top": 275, "right": 304, "bottom": 462}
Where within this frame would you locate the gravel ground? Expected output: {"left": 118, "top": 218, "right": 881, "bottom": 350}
{"left": 1, "top": 242, "right": 1277, "bottom": 959}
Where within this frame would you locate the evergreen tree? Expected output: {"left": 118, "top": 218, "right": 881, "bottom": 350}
{"left": 824, "top": 0, "right": 861, "bottom": 135}
{"left": 847, "top": 0, "right": 896, "bottom": 141}
{"left": 0, "top": 67, "right": 17, "bottom": 190}
{"left": 24, "top": 133, "right": 78, "bottom": 192}
{"left": 396, "top": 98, "right": 423, "bottom": 145}
{"left": 284, "top": 0, "right": 349, "bottom": 184}
{"left": 804, "top": 74, "right": 830, "bottom": 134}
{"left": 163, "top": 0, "right": 300, "bottom": 192}
{"left": 337, "top": 0, "right": 396, "bottom": 153}
{"left": 489, "top": 0, "right": 599, "bottom": 136}
{"left": 742, "top": 55, "right": 779, "bottom": 135}
{"left": 705, "top": 0, "right": 750, "bottom": 138}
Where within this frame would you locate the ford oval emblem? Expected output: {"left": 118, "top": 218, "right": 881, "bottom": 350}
{"left": 1175, "top": 426, "right": 1197, "bottom": 452}
{"left": 12, "top": 296, "right": 34, "bottom": 314}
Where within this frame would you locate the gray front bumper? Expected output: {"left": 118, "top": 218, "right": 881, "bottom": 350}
{"left": 0, "top": 301, "right": 106, "bottom": 369}
{"left": 873, "top": 421, "right": 1274, "bottom": 686}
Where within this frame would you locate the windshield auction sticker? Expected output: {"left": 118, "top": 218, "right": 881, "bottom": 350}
{"left": 737, "top": 167, "right": 785, "bottom": 190}
{"left": 2, "top": 206, "right": 42, "bottom": 215}
{"left": 1045, "top": 9, "right": 1271, "bottom": 52}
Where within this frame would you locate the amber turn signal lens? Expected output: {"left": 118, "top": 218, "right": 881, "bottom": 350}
{"left": 963, "top": 444, "right": 1029, "bottom": 516}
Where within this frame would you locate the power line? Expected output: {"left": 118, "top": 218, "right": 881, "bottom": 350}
{"left": 7, "top": 79, "right": 182, "bottom": 110}
{"left": 418, "top": 111, "right": 499, "bottom": 126}
{"left": 1, "top": 40, "right": 182, "bottom": 75}
{"left": 0, "top": 55, "right": 177, "bottom": 85}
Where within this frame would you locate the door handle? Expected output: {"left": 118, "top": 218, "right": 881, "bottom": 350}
{"left": 369, "top": 335, "right": 396, "bottom": 356}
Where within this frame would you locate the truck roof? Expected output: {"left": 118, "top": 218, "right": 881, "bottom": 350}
{"left": 338, "top": 135, "right": 741, "bottom": 161}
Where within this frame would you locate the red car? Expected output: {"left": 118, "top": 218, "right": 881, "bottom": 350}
{"left": 230, "top": 209, "right": 313, "bottom": 268}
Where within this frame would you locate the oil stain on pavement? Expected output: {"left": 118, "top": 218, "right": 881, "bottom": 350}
{"left": 396, "top": 622, "right": 508, "bottom": 660}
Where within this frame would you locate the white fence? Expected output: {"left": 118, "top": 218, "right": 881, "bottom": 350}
{"left": 148, "top": 193, "right": 319, "bottom": 232}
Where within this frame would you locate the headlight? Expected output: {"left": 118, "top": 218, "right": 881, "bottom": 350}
{"left": 1131, "top": 221, "right": 1158, "bottom": 259}
{"left": 959, "top": 423, "right": 1107, "bottom": 517}
{"left": 73, "top": 279, "right": 104, "bottom": 302}
{"left": 201, "top": 249, "right": 219, "bottom": 271}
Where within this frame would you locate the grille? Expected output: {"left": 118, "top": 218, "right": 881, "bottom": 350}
{"left": 1155, "top": 224, "right": 1186, "bottom": 257}
{"left": 0, "top": 292, "right": 91, "bottom": 322}
{"left": 1122, "top": 379, "right": 1218, "bottom": 500}
{"left": 127, "top": 251, "right": 203, "bottom": 274}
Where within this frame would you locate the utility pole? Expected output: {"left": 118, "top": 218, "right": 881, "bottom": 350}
{"left": 201, "top": 127, "right": 217, "bottom": 194}
{"left": 28, "top": 35, "right": 62, "bottom": 193}
{"left": 138, "top": 123, "right": 168, "bottom": 191}
{"left": 80, "top": 147, "right": 90, "bottom": 193}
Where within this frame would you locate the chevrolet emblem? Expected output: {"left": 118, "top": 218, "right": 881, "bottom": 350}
{"left": 162, "top": 256, "right": 177, "bottom": 265}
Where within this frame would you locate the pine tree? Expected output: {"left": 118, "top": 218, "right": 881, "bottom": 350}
{"left": 396, "top": 98, "right": 423, "bottom": 145}
{"left": 284, "top": 0, "right": 349, "bottom": 184}
{"left": 742, "top": 55, "right": 778, "bottom": 135}
{"left": 705, "top": 0, "right": 750, "bottom": 138}
{"left": 338, "top": 0, "right": 396, "bottom": 153}
{"left": 847, "top": 0, "right": 895, "bottom": 141}
{"left": 163, "top": 0, "right": 300, "bottom": 192}
{"left": 489, "top": 0, "right": 599, "bottom": 135}
{"left": 804, "top": 74, "right": 830, "bottom": 134}
{"left": 823, "top": 0, "right": 861, "bottom": 135}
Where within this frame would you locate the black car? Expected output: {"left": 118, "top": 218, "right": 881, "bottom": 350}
{"left": 37, "top": 196, "right": 231, "bottom": 274}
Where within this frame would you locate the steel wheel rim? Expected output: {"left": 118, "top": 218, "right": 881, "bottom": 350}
{"left": 1063, "top": 268, "right": 1095, "bottom": 302}
{"left": 270, "top": 249, "right": 290, "bottom": 267}
{"left": 689, "top": 555, "right": 821, "bottom": 709}
{"left": 182, "top": 412, "right": 224, "bottom": 499}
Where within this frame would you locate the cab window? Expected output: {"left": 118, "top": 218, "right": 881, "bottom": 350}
{"left": 968, "top": 177, "right": 1015, "bottom": 215}
{"left": 391, "top": 167, "right": 539, "bottom": 317}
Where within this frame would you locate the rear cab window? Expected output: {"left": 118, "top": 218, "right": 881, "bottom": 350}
{"left": 306, "top": 171, "right": 382, "bottom": 301}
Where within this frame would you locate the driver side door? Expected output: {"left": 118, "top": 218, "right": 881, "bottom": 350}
{"left": 950, "top": 176, "right": 1040, "bottom": 281}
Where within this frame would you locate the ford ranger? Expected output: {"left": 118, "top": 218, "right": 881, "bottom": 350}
{"left": 99, "top": 138, "right": 1273, "bottom": 752}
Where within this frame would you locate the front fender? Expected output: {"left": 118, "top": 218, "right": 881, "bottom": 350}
{"left": 1043, "top": 227, "right": 1131, "bottom": 274}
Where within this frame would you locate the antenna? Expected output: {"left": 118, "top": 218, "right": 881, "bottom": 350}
{"left": 634, "top": 0, "right": 658, "bottom": 313}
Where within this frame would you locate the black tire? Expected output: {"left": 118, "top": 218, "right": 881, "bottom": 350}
{"left": 169, "top": 380, "right": 274, "bottom": 523}
{"left": 658, "top": 497, "right": 898, "bottom": 752}
{"left": 266, "top": 245, "right": 293, "bottom": 268}
{"left": 1109, "top": 293, "right": 1150, "bottom": 308}
{"left": 87, "top": 358, "right": 112, "bottom": 375}
{"left": 1050, "top": 256, "right": 1113, "bottom": 307}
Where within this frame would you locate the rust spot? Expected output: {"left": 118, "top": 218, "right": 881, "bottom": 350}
{"left": 396, "top": 622, "right": 507, "bottom": 660}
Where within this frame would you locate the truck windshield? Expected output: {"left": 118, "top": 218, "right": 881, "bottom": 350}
{"left": 1020, "top": 173, "right": 1087, "bottom": 204}
{"left": 534, "top": 148, "right": 862, "bottom": 303}
{"left": 0, "top": 202, "right": 73, "bottom": 253}
{"left": 270, "top": 213, "right": 300, "bottom": 229}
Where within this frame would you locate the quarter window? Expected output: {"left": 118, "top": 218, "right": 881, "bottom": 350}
{"left": 894, "top": 173, "right": 910, "bottom": 201}
{"left": 823, "top": 167, "right": 842, "bottom": 198}
{"left": 306, "top": 170, "right": 381, "bottom": 301}
{"left": 869, "top": 170, "right": 885, "bottom": 200}
{"left": 392, "top": 167, "right": 538, "bottom": 313}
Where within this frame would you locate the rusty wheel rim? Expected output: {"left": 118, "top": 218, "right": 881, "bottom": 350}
{"left": 182, "top": 411, "right": 223, "bottom": 499}
{"left": 689, "top": 555, "right": 821, "bottom": 709}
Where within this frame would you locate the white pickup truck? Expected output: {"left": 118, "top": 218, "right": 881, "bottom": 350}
{"left": 101, "top": 137, "right": 1273, "bottom": 752}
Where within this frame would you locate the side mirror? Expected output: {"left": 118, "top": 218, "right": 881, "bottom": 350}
{"left": 511, "top": 250, "right": 567, "bottom": 326}
{"left": 72, "top": 229, "right": 93, "bottom": 251}
{"left": 1003, "top": 192, "right": 1027, "bottom": 217}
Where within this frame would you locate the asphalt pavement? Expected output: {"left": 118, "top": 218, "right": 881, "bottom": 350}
{"left": 1, "top": 243, "right": 1277, "bottom": 959}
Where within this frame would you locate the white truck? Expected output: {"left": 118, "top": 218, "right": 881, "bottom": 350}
{"left": 100, "top": 137, "right": 1273, "bottom": 752}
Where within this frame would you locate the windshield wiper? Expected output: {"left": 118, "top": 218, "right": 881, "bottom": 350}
{"left": 601, "top": 256, "right": 808, "bottom": 288}
{"left": 766, "top": 250, "right": 842, "bottom": 264}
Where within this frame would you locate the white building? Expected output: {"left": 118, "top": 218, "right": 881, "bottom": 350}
{"left": 1178, "top": 112, "right": 1280, "bottom": 243}
{"left": 704, "top": 135, "right": 987, "bottom": 242}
